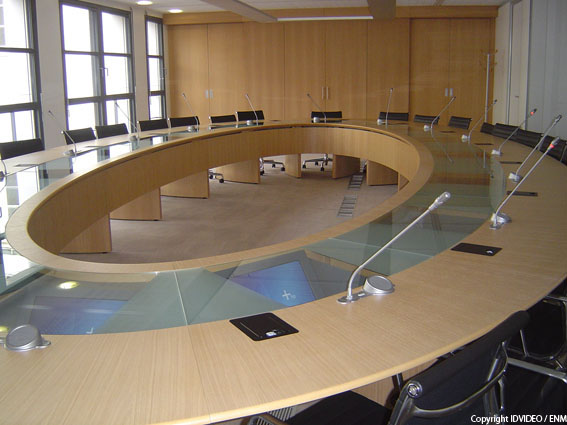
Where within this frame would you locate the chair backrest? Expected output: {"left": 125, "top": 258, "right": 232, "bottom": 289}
{"left": 413, "top": 115, "right": 439, "bottom": 125}
{"left": 491, "top": 123, "right": 518, "bottom": 139}
{"left": 169, "top": 116, "right": 200, "bottom": 128}
{"left": 388, "top": 311, "right": 529, "bottom": 425}
{"left": 138, "top": 118, "right": 169, "bottom": 132}
{"left": 311, "top": 111, "right": 342, "bottom": 121}
{"left": 378, "top": 112, "right": 409, "bottom": 121}
{"left": 448, "top": 116, "right": 472, "bottom": 130}
{"left": 95, "top": 123, "right": 129, "bottom": 139}
{"left": 210, "top": 114, "right": 237, "bottom": 124}
{"left": 513, "top": 129, "right": 542, "bottom": 148}
{"left": 64, "top": 127, "right": 96, "bottom": 145}
{"left": 480, "top": 122, "right": 494, "bottom": 134}
{"left": 236, "top": 110, "right": 265, "bottom": 122}
{"left": 0, "top": 138, "right": 43, "bottom": 160}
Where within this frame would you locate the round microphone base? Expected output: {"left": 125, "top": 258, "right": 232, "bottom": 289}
{"left": 2, "top": 324, "right": 50, "bottom": 352}
{"left": 129, "top": 134, "right": 138, "bottom": 141}
{"left": 423, "top": 124, "right": 431, "bottom": 131}
{"left": 461, "top": 134, "right": 470, "bottom": 143}
{"left": 491, "top": 149, "right": 502, "bottom": 156}
{"left": 508, "top": 172, "right": 522, "bottom": 182}
{"left": 377, "top": 119, "right": 386, "bottom": 125}
{"left": 312, "top": 117, "right": 320, "bottom": 123}
{"left": 337, "top": 276, "right": 395, "bottom": 304}
{"left": 489, "top": 212, "right": 511, "bottom": 230}
{"left": 63, "top": 149, "right": 76, "bottom": 157}
{"left": 187, "top": 125, "right": 198, "bottom": 133}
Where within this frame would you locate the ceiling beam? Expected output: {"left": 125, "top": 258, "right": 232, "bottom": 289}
{"left": 200, "top": 0, "right": 277, "bottom": 23}
{"left": 367, "top": 0, "right": 396, "bottom": 20}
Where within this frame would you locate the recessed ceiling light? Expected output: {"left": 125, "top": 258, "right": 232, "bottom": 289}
{"left": 137, "top": 0, "right": 153, "bottom": 5}
{"left": 169, "top": 8, "right": 183, "bottom": 13}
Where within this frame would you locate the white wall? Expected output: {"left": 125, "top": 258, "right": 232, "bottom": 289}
{"left": 527, "top": 0, "right": 567, "bottom": 139}
{"left": 36, "top": 0, "right": 161, "bottom": 149}
{"left": 494, "top": 0, "right": 566, "bottom": 139}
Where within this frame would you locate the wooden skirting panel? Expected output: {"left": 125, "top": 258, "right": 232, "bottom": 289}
{"left": 367, "top": 160, "right": 398, "bottom": 186}
{"left": 60, "top": 215, "right": 111, "bottom": 254}
{"left": 332, "top": 155, "right": 360, "bottom": 179}
{"left": 161, "top": 171, "right": 210, "bottom": 198}
{"left": 110, "top": 189, "right": 163, "bottom": 221}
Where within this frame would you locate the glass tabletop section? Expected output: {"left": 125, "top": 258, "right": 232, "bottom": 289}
{"left": 0, "top": 121, "right": 507, "bottom": 333}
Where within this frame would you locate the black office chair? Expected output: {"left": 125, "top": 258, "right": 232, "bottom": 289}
{"left": 448, "top": 116, "right": 472, "bottom": 130}
{"left": 138, "top": 118, "right": 169, "bottom": 132}
{"left": 480, "top": 122, "right": 494, "bottom": 134}
{"left": 64, "top": 127, "right": 96, "bottom": 145}
{"left": 237, "top": 110, "right": 285, "bottom": 173}
{"left": 0, "top": 138, "right": 43, "bottom": 159}
{"left": 95, "top": 123, "right": 129, "bottom": 139}
{"left": 378, "top": 112, "right": 409, "bottom": 122}
{"left": 413, "top": 114, "right": 439, "bottom": 125}
{"left": 169, "top": 116, "right": 199, "bottom": 128}
{"left": 512, "top": 129, "right": 542, "bottom": 148}
{"left": 209, "top": 114, "right": 237, "bottom": 125}
{"left": 303, "top": 111, "right": 342, "bottom": 171}
{"left": 491, "top": 123, "right": 518, "bottom": 139}
{"left": 247, "top": 311, "right": 529, "bottom": 425}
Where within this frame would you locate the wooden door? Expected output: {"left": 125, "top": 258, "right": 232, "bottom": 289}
{"left": 284, "top": 22, "right": 326, "bottom": 120}
{"left": 448, "top": 19, "right": 494, "bottom": 123}
{"left": 208, "top": 23, "right": 248, "bottom": 117}
{"left": 325, "top": 21, "right": 367, "bottom": 119}
{"left": 167, "top": 24, "right": 210, "bottom": 122}
{"left": 243, "top": 23, "right": 285, "bottom": 120}
{"left": 409, "top": 19, "right": 451, "bottom": 125}
{"left": 367, "top": 19, "right": 410, "bottom": 121}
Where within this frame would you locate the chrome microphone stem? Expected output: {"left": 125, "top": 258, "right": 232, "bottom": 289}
{"left": 426, "top": 96, "right": 455, "bottom": 133}
{"left": 511, "top": 114, "right": 561, "bottom": 179}
{"left": 245, "top": 93, "right": 259, "bottom": 125}
{"left": 114, "top": 101, "right": 139, "bottom": 140}
{"left": 463, "top": 99, "right": 497, "bottom": 143}
{"left": 491, "top": 138, "right": 559, "bottom": 229}
{"left": 378, "top": 87, "right": 393, "bottom": 126}
{"left": 492, "top": 107, "right": 537, "bottom": 155}
{"left": 48, "top": 110, "right": 77, "bottom": 156}
{"left": 307, "top": 93, "right": 326, "bottom": 123}
{"left": 341, "top": 192, "right": 451, "bottom": 303}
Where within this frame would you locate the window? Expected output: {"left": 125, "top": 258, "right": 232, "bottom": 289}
{"left": 146, "top": 16, "right": 165, "bottom": 119}
{"left": 60, "top": 1, "right": 134, "bottom": 131}
{"left": 0, "top": 0, "right": 41, "bottom": 143}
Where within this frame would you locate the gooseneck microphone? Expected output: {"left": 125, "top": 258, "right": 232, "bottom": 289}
{"left": 47, "top": 110, "right": 77, "bottom": 157}
{"left": 307, "top": 93, "right": 326, "bottom": 123}
{"left": 462, "top": 99, "right": 498, "bottom": 143}
{"left": 491, "top": 138, "right": 560, "bottom": 229}
{"left": 509, "top": 114, "right": 562, "bottom": 182}
{"left": 377, "top": 87, "right": 393, "bottom": 126}
{"left": 491, "top": 108, "right": 537, "bottom": 156}
{"left": 338, "top": 192, "right": 451, "bottom": 304}
{"left": 424, "top": 96, "right": 456, "bottom": 132}
{"left": 244, "top": 93, "right": 259, "bottom": 125}
{"left": 114, "top": 101, "right": 139, "bottom": 141}
{"left": 181, "top": 92, "right": 199, "bottom": 132}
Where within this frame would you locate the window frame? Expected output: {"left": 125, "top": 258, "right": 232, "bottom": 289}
{"left": 0, "top": 0, "right": 43, "bottom": 144}
{"left": 145, "top": 15, "right": 166, "bottom": 119}
{"left": 59, "top": 0, "right": 135, "bottom": 131}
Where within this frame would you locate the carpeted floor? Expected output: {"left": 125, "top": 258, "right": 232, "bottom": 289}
{"left": 63, "top": 156, "right": 397, "bottom": 264}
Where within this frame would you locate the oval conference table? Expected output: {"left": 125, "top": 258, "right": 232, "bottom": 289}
{"left": 0, "top": 119, "right": 565, "bottom": 425}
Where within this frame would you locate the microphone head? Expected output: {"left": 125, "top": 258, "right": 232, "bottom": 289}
{"left": 389, "top": 87, "right": 393, "bottom": 93}
{"left": 548, "top": 137, "right": 560, "bottom": 150}
{"left": 530, "top": 108, "right": 537, "bottom": 115}
{"left": 554, "top": 114, "right": 562, "bottom": 123}
{"left": 430, "top": 191, "right": 451, "bottom": 210}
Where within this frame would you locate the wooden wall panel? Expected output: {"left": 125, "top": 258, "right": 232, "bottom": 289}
{"left": 284, "top": 22, "right": 326, "bottom": 120}
{"left": 409, "top": 19, "right": 451, "bottom": 124}
{"left": 449, "top": 18, "right": 494, "bottom": 121}
{"left": 243, "top": 23, "right": 285, "bottom": 120}
{"left": 167, "top": 24, "right": 210, "bottom": 122}
{"left": 367, "top": 19, "right": 410, "bottom": 120}
{"left": 325, "top": 21, "right": 367, "bottom": 119}
{"left": 208, "top": 23, "right": 248, "bottom": 116}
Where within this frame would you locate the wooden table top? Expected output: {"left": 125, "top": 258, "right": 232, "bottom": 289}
{"left": 0, "top": 121, "right": 565, "bottom": 425}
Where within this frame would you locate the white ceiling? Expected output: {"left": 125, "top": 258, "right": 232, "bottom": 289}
{"left": 117, "top": 0, "right": 507, "bottom": 15}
